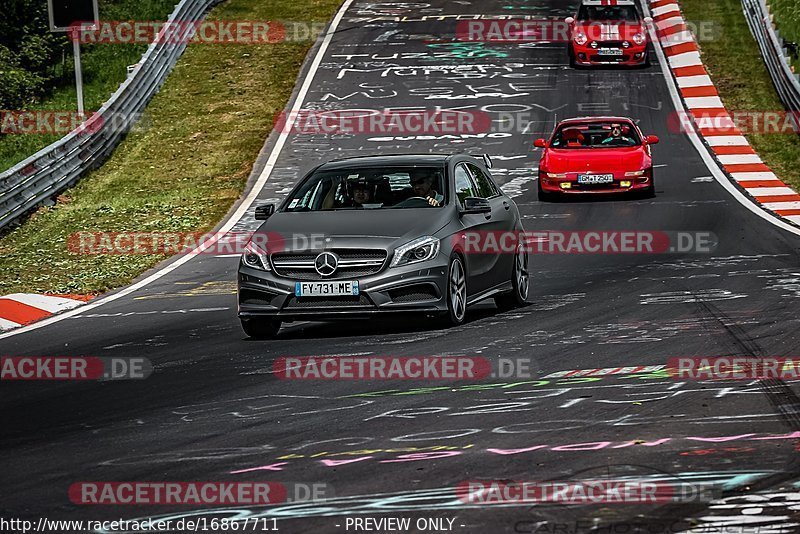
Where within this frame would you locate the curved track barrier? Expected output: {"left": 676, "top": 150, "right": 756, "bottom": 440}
{"left": 741, "top": 0, "right": 800, "bottom": 120}
{"left": 0, "top": 0, "right": 223, "bottom": 231}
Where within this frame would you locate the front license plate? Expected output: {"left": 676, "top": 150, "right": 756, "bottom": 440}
{"left": 598, "top": 48, "right": 623, "bottom": 56}
{"left": 577, "top": 174, "right": 614, "bottom": 185}
{"left": 295, "top": 281, "right": 360, "bottom": 297}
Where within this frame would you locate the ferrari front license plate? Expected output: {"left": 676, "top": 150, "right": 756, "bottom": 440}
{"left": 295, "top": 281, "right": 360, "bottom": 297}
{"left": 598, "top": 48, "right": 623, "bottom": 56}
{"left": 578, "top": 174, "right": 614, "bottom": 185}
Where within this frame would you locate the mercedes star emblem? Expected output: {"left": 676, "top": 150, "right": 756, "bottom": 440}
{"left": 314, "top": 252, "right": 339, "bottom": 276}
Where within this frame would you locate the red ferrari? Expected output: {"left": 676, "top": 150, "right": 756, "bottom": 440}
{"left": 534, "top": 117, "right": 659, "bottom": 201}
{"left": 566, "top": 0, "right": 652, "bottom": 68}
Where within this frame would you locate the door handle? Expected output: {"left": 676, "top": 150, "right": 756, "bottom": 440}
{"left": 502, "top": 201, "right": 510, "bottom": 210}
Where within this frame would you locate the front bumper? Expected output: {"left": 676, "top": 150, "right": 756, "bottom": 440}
{"left": 570, "top": 42, "right": 648, "bottom": 66}
{"left": 540, "top": 174, "right": 652, "bottom": 195}
{"left": 238, "top": 255, "right": 451, "bottom": 321}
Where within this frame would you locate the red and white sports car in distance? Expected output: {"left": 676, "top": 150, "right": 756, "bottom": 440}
{"left": 534, "top": 117, "right": 659, "bottom": 201}
{"left": 566, "top": 0, "right": 653, "bottom": 67}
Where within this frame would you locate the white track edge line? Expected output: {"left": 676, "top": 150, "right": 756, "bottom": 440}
{"left": 0, "top": 0, "right": 356, "bottom": 341}
{"left": 642, "top": 0, "right": 800, "bottom": 240}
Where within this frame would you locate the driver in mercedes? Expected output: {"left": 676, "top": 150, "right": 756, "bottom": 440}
{"left": 410, "top": 170, "right": 444, "bottom": 207}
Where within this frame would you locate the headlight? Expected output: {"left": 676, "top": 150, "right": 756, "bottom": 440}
{"left": 625, "top": 169, "right": 647, "bottom": 177}
{"left": 391, "top": 236, "right": 440, "bottom": 268}
{"left": 633, "top": 32, "right": 646, "bottom": 45}
{"left": 543, "top": 172, "right": 567, "bottom": 179}
{"left": 242, "top": 241, "right": 271, "bottom": 271}
{"left": 574, "top": 32, "right": 588, "bottom": 45}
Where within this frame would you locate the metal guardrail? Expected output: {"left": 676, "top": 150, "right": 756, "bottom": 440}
{"left": 0, "top": 0, "right": 223, "bottom": 230}
{"left": 742, "top": 0, "right": 800, "bottom": 118}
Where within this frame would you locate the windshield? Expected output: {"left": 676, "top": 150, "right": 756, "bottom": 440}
{"left": 550, "top": 121, "right": 641, "bottom": 149}
{"left": 577, "top": 5, "right": 640, "bottom": 22}
{"left": 282, "top": 166, "right": 447, "bottom": 211}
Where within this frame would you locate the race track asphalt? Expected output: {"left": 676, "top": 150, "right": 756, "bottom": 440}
{"left": 2, "top": 0, "right": 800, "bottom": 532}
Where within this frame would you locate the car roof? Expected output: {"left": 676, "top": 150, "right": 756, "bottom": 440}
{"left": 557, "top": 116, "right": 636, "bottom": 125}
{"left": 581, "top": 0, "right": 636, "bottom": 6}
{"left": 320, "top": 154, "right": 457, "bottom": 170}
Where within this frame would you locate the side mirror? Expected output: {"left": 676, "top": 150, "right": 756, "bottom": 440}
{"left": 645, "top": 135, "right": 660, "bottom": 145}
{"left": 254, "top": 203, "right": 275, "bottom": 220}
{"left": 462, "top": 197, "right": 491, "bottom": 215}
{"left": 565, "top": 17, "right": 575, "bottom": 24}
{"left": 534, "top": 138, "right": 548, "bottom": 148}
{"left": 643, "top": 16, "right": 654, "bottom": 25}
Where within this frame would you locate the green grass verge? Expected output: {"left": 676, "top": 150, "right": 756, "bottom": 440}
{"left": 769, "top": 0, "right": 800, "bottom": 72}
{"left": 0, "top": 0, "right": 341, "bottom": 295}
{"left": 0, "top": 0, "right": 177, "bottom": 172}
{"left": 682, "top": 0, "right": 800, "bottom": 192}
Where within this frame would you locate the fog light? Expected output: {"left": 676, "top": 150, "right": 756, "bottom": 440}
{"left": 620, "top": 180, "right": 632, "bottom": 188}
{"left": 578, "top": 53, "right": 586, "bottom": 60}
{"left": 560, "top": 182, "right": 572, "bottom": 189}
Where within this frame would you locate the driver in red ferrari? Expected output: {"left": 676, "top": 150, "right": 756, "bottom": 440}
{"left": 601, "top": 124, "right": 635, "bottom": 146}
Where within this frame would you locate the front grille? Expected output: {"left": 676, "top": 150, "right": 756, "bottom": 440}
{"left": 589, "top": 54, "right": 630, "bottom": 62}
{"left": 286, "top": 295, "right": 371, "bottom": 308}
{"left": 574, "top": 181, "right": 620, "bottom": 189}
{"left": 271, "top": 249, "right": 387, "bottom": 280}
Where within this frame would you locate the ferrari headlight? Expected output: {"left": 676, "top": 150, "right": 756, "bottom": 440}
{"left": 574, "top": 32, "right": 588, "bottom": 45}
{"left": 243, "top": 241, "right": 271, "bottom": 271}
{"left": 544, "top": 172, "right": 567, "bottom": 179}
{"left": 391, "top": 236, "right": 440, "bottom": 268}
{"left": 625, "top": 169, "right": 647, "bottom": 177}
{"left": 633, "top": 32, "right": 646, "bottom": 45}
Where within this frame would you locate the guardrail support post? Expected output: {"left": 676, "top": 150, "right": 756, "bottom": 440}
{"left": 73, "top": 38, "right": 85, "bottom": 119}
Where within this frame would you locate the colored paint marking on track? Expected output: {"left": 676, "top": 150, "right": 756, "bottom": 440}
{"left": 0, "top": 294, "right": 92, "bottom": 331}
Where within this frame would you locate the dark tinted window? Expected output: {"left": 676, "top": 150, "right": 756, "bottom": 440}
{"left": 454, "top": 164, "right": 478, "bottom": 205}
{"left": 283, "top": 166, "right": 446, "bottom": 211}
{"left": 467, "top": 163, "right": 499, "bottom": 198}
{"left": 550, "top": 121, "right": 641, "bottom": 149}
{"left": 577, "top": 6, "right": 639, "bottom": 21}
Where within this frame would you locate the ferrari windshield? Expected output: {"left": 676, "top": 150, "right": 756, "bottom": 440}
{"left": 550, "top": 121, "right": 642, "bottom": 149}
{"left": 283, "top": 166, "right": 447, "bottom": 211}
{"left": 577, "top": 5, "right": 640, "bottom": 21}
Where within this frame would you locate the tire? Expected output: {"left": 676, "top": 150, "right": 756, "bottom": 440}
{"left": 441, "top": 254, "right": 467, "bottom": 326}
{"left": 641, "top": 51, "right": 651, "bottom": 69}
{"left": 496, "top": 243, "right": 530, "bottom": 310}
{"left": 568, "top": 46, "right": 577, "bottom": 68}
{"left": 641, "top": 174, "right": 656, "bottom": 198}
{"left": 241, "top": 317, "right": 281, "bottom": 339}
{"left": 537, "top": 179, "right": 557, "bottom": 202}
